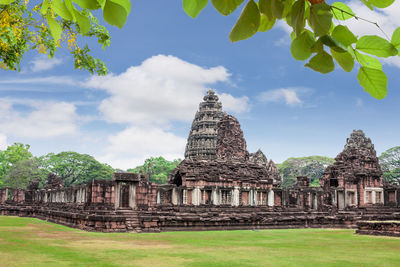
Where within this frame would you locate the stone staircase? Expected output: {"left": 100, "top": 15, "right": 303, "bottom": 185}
{"left": 117, "top": 208, "right": 142, "bottom": 232}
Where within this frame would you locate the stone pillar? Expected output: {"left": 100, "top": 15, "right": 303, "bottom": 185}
{"left": 268, "top": 189, "right": 274, "bottom": 207}
{"left": 253, "top": 190, "right": 258, "bottom": 206}
{"left": 232, "top": 187, "right": 240, "bottom": 206}
{"left": 129, "top": 184, "right": 136, "bottom": 209}
{"left": 192, "top": 187, "right": 201, "bottom": 206}
{"left": 114, "top": 182, "right": 120, "bottom": 209}
{"left": 172, "top": 188, "right": 178, "bottom": 205}
{"left": 372, "top": 190, "right": 376, "bottom": 204}
{"left": 212, "top": 188, "right": 219, "bottom": 205}
{"left": 156, "top": 191, "right": 161, "bottom": 204}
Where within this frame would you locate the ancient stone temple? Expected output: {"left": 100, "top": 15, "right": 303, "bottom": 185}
{"left": 321, "top": 130, "right": 384, "bottom": 209}
{"left": 1, "top": 91, "right": 400, "bottom": 234}
{"left": 168, "top": 91, "right": 282, "bottom": 206}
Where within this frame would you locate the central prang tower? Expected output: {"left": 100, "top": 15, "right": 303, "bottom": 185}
{"left": 184, "top": 89, "right": 225, "bottom": 160}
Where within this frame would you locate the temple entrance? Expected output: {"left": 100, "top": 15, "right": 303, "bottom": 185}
{"left": 120, "top": 183, "right": 130, "bottom": 208}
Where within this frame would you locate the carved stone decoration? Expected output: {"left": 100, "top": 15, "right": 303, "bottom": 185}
{"left": 216, "top": 115, "right": 249, "bottom": 161}
{"left": 249, "top": 149, "right": 268, "bottom": 166}
{"left": 184, "top": 89, "right": 225, "bottom": 160}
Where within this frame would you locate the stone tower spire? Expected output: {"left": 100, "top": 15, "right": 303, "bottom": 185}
{"left": 184, "top": 89, "right": 225, "bottom": 160}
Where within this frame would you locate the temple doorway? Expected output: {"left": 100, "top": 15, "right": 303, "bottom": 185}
{"left": 120, "top": 183, "right": 130, "bottom": 208}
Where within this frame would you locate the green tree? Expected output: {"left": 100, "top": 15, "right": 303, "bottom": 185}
{"left": 183, "top": 0, "right": 400, "bottom": 99}
{"left": 0, "top": 0, "right": 131, "bottom": 75}
{"left": 2, "top": 158, "right": 47, "bottom": 188}
{"left": 379, "top": 146, "right": 400, "bottom": 184}
{"left": 0, "top": 143, "right": 33, "bottom": 186}
{"left": 277, "top": 155, "right": 334, "bottom": 188}
{"left": 38, "top": 151, "right": 114, "bottom": 186}
{"left": 128, "top": 156, "right": 181, "bottom": 184}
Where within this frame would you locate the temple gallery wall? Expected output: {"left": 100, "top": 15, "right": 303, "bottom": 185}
{"left": 1, "top": 90, "right": 400, "bottom": 235}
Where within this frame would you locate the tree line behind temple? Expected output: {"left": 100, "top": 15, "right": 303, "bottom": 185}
{"left": 0, "top": 143, "right": 399, "bottom": 189}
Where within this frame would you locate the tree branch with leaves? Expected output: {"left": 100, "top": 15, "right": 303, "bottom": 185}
{"left": 0, "top": 0, "right": 131, "bottom": 75}
{"left": 183, "top": 0, "right": 400, "bottom": 99}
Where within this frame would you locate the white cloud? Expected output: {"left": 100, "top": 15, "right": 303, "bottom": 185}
{"left": 219, "top": 93, "right": 250, "bottom": 113}
{"left": 98, "top": 126, "right": 186, "bottom": 169}
{"left": 0, "top": 133, "right": 7, "bottom": 150}
{"left": 0, "top": 100, "right": 79, "bottom": 139}
{"left": 85, "top": 55, "right": 248, "bottom": 125}
{"left": 259, "top": 88, "right": 303, "bottom": 106}
{"left": 0, "top": 76, "right": 78, "bottom": 86}
{"left": 30, "top": 55, "right": 63, "bottom": 72}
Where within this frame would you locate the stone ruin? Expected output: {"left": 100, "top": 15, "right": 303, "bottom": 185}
{"left": 0, "top": 90, "right": 399, "bottom": 235}
{"left": 321, "top": 130, "right": 384, "bottom": 209}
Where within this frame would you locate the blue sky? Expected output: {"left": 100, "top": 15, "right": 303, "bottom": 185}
{"left": 0, "top": 0, "right": 399, "bottom": 169}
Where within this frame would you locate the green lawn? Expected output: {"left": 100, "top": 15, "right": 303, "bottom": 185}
{"left": 0, "top": 216, "right": 399, "bottom": 266}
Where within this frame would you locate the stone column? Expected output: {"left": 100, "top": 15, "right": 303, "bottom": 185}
{"left": 372, "top": 190, "right": 376, "bottom": 204}
{"left": 156, "top": 191, "right": 161, "bottom": 204}
{"left": 212, "top": 188, "right": 219, "bottom": 205}
{"left": 253, "top": 190, "right": 258, "bottom": 206}
{"left": 232, "top": 187, "right": 240, "bottom": 206}
{"left": 268, "top": 189, "right": 274, "bottom": 207}
{"left": 172, "top": 188, "right": 178, "bottom": 205}
{"left": 192, "top": 187, "right": 201, "bottom": 206}
{"left": 129, "top": 184, "right": 136, "bottom": 209}
{"left": 114, "top": 182, "right": 120, "bottom": 209}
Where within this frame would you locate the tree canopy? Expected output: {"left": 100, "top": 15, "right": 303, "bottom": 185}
{"left": 128, "top": 156, "right": 181, "bottom": 184}
{"left": 379, "top": 146, "right": 400, "bottom": 184}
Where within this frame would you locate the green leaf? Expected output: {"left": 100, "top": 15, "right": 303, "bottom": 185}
{"left": 332, "top": 25, "right": 357, "bottom": 46}
{"left": 331, "top": 49, "right": 354, "bottom": 72}
{"left": 103, "top": 0, "right": 129, "bottom": 28}
{"left": 271, "top": 0, "right": 284, "bottom": 19}
{"left": 52, "top": 0, "right": 73, "bottom": 21}
{"left": 354, "top": 51, "right": 382, "bottom": 70}
{"left": 109, "top": 0, "right": 131, "bottom": 14}
{"left": 309, "top": 3, "right": 332, "bottom": 37}
{"left": 183, "top": 0, "right": 208, "bottom": 18}
{"left": 356, "top": 35, "right": 398, "bottom": 58}
{"left": 282, "top": 0, "right": 294, "bottom": 18}
{"left": 258, "top": 14, "right": 275, "bottom": 32}
{"left": 291, "top": 30, "right": 315, "bottom": 61}
{"left": 331, "top": 2, "right": 355, "bottom": 20}
{"left": 65, "top": 0, "right": 77, "bottom": 21}
{"left": 0, "top": 0, "right": 16, "bottom": 4}
{"left": 259, "top": 0, "right": 273, "bottom": 20}
{"left": 211, "top": 0, "right": 244, "bottom": 16}
{"left": 320, "top": 35, "right": 347, "bottom": 53}
{"left": 97, "top": 0, "right": 106, "bottom": 8}
{"left": 41, "top": 0, "right": 50, "bottom": 15}
{"left": 391, "top": 27, "right": 400, "bottom": 48}
{"left": 305, "top": 50, "right": 335, "bottom": 74}
{"left": 46, "top": 13, "right": 62, "bottom": 43}
{"left": 229, "top": 0, "right": 260, "bottom": 42}
{"left": 357, "top": 67, "right": 387, "bottom": 99}
{"left": 360, "top": 0, "right": 373, "bottom": 10}
{"left": 369, "top": 0, "right": 395, "bottom": 8}
{"left": 74, "top": 0, "right": 101, "bottom": 10}
{"left": 291, "top": 0, "right": 305, "bottom": 37}
{"left": 311, "top": 38, "right": 323, "bottom": 53}
{"left": 74, "top": 10, "right": 91, "bottom": 35}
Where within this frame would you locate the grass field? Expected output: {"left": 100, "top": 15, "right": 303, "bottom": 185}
{"left": 0, "top": 216, "right": 399, "bottom": 266}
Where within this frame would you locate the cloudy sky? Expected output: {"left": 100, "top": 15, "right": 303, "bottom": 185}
{"left": 1, "top": 0, "right": 399, "bottom": 169}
